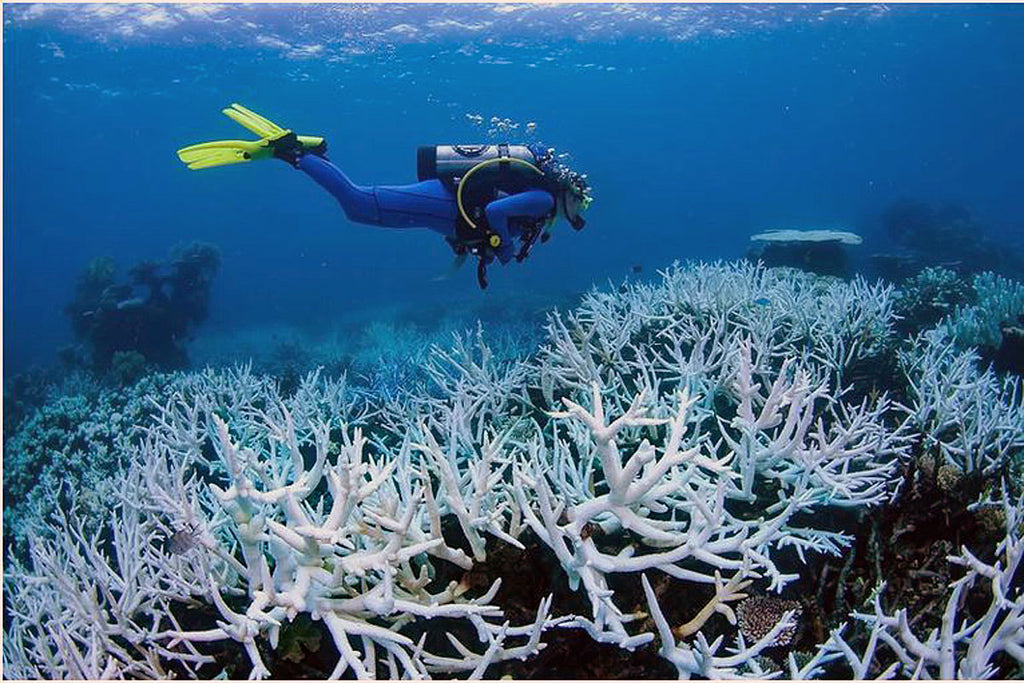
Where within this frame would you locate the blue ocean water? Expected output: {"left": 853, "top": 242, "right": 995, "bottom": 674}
{"left": 4, "top": 3, "right": 1023, "bottom": 375}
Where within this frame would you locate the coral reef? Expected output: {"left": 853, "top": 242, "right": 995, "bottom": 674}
{"left": 936, "top": 271, "right": 1024, "bottom": 352}
{"left": 63, "top": 242, "right": 221, "bottom": 372}
{"left": 747, "top": 229, "right": 862, "bottom": 278}
{"left": 187, "top": 301, "right": 547, "bottom": 398}
{"left": 876, "top": 198, "right": 1024, "bottom": 281}
{"left": 4, "top": 260, "right": 1022, "bottom": 679}
{"left": 890, "top": 267, "right": 1024, "bottom": 375}
{"left": 892, "top": 266, "right": 974, "bottom": 337}
{"left": 2, "top": 372, "right": 187, "bottom": 553}
{"left": 736, "top": 596, "right": 803, "bottom": 647}
{"left": 995, "top": 321, "right": 1024, "bottom": 375}
{"left": 900, "top": 328, "right": 1024, "bottom": 477}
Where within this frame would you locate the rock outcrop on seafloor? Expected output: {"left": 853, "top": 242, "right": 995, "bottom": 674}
{"left": 995, "top": 319, "right": 1024, "bottom": 375}
{"left": 63, "top": 242, "right": 220, "bottom": 373}
{"left": 876, "top": 198, "right": 1024, "bottom": 281}
{"left": 747, "top": 228, "right": 862, "bottom": 278}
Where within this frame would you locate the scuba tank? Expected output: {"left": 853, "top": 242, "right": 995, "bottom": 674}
{"left": 417, "top": 144, "right": 542, "bottom": 184}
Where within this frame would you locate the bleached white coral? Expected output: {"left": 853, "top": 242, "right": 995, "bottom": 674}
{"left": 4, "top": 366, "right": 556, "bottom": 679}
{"left": 936, "top": 271, "right": 1024, "bottom": 349}
{"left": 516, "top": 336, "right": 907, "bottom": 650}
{"left": 900, "top": 327, "right": 1024, "bottom": 476}
{"left": 4, "top": 260, "right": 1021, "bottom": 679}
{"left": 812, "top": 483, "right": 1024, "bottom": 680}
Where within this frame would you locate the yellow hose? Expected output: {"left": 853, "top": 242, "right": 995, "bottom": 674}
{"left": 456, "top": 156, "right": 544, "bottom": 230}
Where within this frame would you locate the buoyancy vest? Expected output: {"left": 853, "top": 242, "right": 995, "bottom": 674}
{"left": 417, "top": 144, "right": 558, "bottom": 246}
{"left": 417, "top": 144, "right": 560, "bottom": 289}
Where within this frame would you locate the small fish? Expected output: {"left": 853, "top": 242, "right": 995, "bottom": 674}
{"left": 631, "top": 264, "right": 643, "bottom": 274}
{"left": 166, "top": 526, "right": 201, "bottom": 555}
{"left": 753, "top": 297, "right": 771, "bottom": 307}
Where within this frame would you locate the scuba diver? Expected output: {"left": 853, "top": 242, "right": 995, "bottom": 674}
{"left": 177, "top": 104, "right": 592, "bottom": 289}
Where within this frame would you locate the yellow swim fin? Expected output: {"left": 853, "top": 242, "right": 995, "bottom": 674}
{"left": 176, "top": 104, "right": 325, "bottom": 171}
{"left": 176, "top": 139, "right": 267, "bottom": 170}
{"left": 221, "top": 103, "right": 288, "bottom": 139}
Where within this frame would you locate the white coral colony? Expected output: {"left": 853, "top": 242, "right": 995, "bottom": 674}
{"left": 5, "top": 261, "right": 1023, "bottom": 679}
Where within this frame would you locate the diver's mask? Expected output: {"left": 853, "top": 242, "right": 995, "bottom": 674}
{"left": 563, "top": 190, "right": 590, "bottom": 231}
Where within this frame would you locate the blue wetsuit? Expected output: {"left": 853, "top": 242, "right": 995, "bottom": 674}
{"left": 298, "top": 155, "right": 555, "bottom": 264}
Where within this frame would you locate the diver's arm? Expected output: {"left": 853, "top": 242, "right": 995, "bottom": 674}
{"left": 484, "top": 190, "right": 555, "bottom": 264}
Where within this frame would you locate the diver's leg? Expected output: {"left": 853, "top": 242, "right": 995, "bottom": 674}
{"left": 297, "top": 156, "right": 457, "bottom": 236}
{"left": 484, "top": 190, "right": 555, "bottom": 264}
{"left": 297, "top": 154, "right": 381, "bottom": 224}
{"left": 373, "top": 181, "right": 458, "bottom": 236}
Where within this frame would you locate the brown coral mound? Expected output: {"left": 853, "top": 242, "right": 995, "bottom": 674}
{"left": 736, "top": 596, "right": 802, "bottom": 647}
